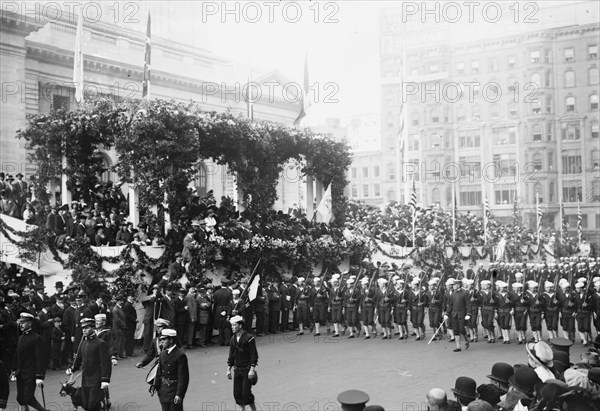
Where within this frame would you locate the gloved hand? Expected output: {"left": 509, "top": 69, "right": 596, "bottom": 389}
{"left": 465, "top": 315, "right": 471, "bottom": 321}
{"left": 111, "top": 358, "right": 118, "bottom": 366}
{"left": 36, "top": 379, "right": 44, "bottom": 387}
{"left": 443, "top": 314, "right": 449, "bottom": 321}
{"left": 66, "top": 368, "right": 73, "bottom": 375}
{"left": 101, "top": 382, "right": 109, "bottom": 390}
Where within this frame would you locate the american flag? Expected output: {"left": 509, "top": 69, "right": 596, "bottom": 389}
{"left": 536, "top": 191, "right": 543, "bottom": 245}
{"left": 483, "top": 193, "right": 490, "bottom": 244}
{"left": 409, "top": 180, "right": 417, "bottom": 246}
{"left": 294, "top": 51, "right": 310, "bottom": 127}
{"left": 560, "top": 200, "right": 568, "bottom": 243}
{"left": 142, "top": 12, "right": 151, "bottom": 99}
{"left": 512, "top": 194, "right": 518, "bottom": 225}
{"left": 577, "top": 201, "right": 583, "bottom": 245}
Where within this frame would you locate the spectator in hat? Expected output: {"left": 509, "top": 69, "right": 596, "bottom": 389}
{"left": 451, "top": 376, "right": 478, "bottom": 409}
{"left": 196, "top": 286, "right": 212, "bottom": 347}
{"left": 213, "top": 279, "right": 233, "bottom": 346}
{"left": 174, "top": 288, "right": 189, "bottom": 346}
{"left": 466, "top": 400, "right": 493, "bottom": 411}
{"left": 182, "top": 228, "right": 199, "bottom": 263}
{"left": 115, "top": 222, "right": 132, "bottom": 245}
{"left": 136, "top": 318, "right": 172, "bottom": 368}
{"left": 165, "top": 223, "right": 185, "bottom": 253}
{"left": 111, "top": 294, "right": 127, "bottom": 359}
{"left": 0, "top": 190, "right": 17, "bottom": 217}
{"left": 526, "top": 341, "right": 556, "bottom": 382}
{"left": 123, "top": 293, "right": 138, "bottom": 357}
{"left": 168, "top": 253, "right": 186, "bottom": 282}
{"left": 507, "top": 366, "right": 541, "bottom": 408}
{"left": 95, "top": 226, "right": 109, "bottom": 246}
{"left": 50, "top": 317, "right": 65, "bottom": 370}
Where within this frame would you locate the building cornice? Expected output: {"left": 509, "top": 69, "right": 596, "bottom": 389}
{"left": 0, "top": 11, "right": 46, "bottom": 37}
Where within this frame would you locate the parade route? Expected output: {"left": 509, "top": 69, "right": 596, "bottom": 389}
{"left": 5, "top": 331, "right": 590, "bottom": 410}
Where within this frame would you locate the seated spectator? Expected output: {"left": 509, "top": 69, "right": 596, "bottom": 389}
{"left": 506, "top": 365, "right": 541, "bottom": 409}
{"left": 115, "top": 223, "right": 132, "bottom": 245}
{"left": 22, "top": 204, "right": 36, "bottom": 224}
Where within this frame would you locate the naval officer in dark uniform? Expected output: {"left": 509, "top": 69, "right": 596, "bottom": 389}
{"left": 67, "top": 318, "right": 111, "bottom": 411}
{"left": 153, "top": 329, "right": 189, "bottom": 411}
{"left": 11, "top": 312, "right": 46, "bottom": 411}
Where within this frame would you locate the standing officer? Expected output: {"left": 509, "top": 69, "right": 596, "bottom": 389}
{"left": 153, "top": 329, "right": 189, "bottom": 411}
{"left": 11, "top": 312, "right": 46, "bottom": 411}
{"left": 227, "top": 316, "right": 258, "bottom": 411}
{"left": 67, "top": 318, "right": 111, "bottom": 411}
{"left": 443, "top": 279, "right": 472, "bottom": 352}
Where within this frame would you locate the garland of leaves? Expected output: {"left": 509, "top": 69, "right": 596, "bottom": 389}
{"left": 0, "top": 217, "right": 63, "bottom": 264}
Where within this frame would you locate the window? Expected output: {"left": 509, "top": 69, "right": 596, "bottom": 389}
{"left": 565, "top": 71, "right": 575, "bottom": 87}
{"left": 431, "top": 188, "right": 440, "bottom": 204}
{"left": 530, "top": 50, "right": 540, "bottom": 63}
{"left": 590, "top": 94, "right": 599, "bottom": 110}
{"left": 591, "top": 150, "right": 599, "bottom": 170}
{"left": 597, "top": 214, "right": 600, "bottom": 229}
{"left": 193, "top": 162, "right": 208, "bottom": 197}
{"left": 566, "top": 96, "right": 576, "bottom": 112}
{"left": 534, "top": 183, "right": 544, "bottom": 203}
{"left": 52, "top": 94, "right": 70, "bottom": 112}
{"left": 374, "top": 184, "right": 381, "bottom": 197}
{"left": 548, "top": 181, "right": 554, "bottom": 203}
{"left": 562, "top": 152, "right": 582, "bottom": 174}
{"left": 351, "top": 167, "right": 357, "bottom": 179}
{"left": 100, "top": 154, "right": 113, "bottom": 183}
{"left": 589, "top": 67, "right": 599, "bottom": 85}
{"left": 411, "top": 112, "right": 420, "bottom": 126}
{"left": 561, "top": 122, "right": 580, "bottom": 141}
{"left": 493, "top": 126, "right": 516, "bottom": 145}
{"left": 431, "top": 133, "right": 442, "bottom": 149}
{"left": 589, "top": 45, "right": 598, "bottom": 59}
{"left": 508, "top": 55, "right": 517, "bottom": 69}
{"left": 351, "top": 185, "right": 358, "bottom": 198}
{"left": 472, "top": 105, "right": 481, "bottom": 121}
{"left": 593, "top": 181, "right": 600, "bottom": 202}
{"left": 457, "top": 107, "right": 466, "bottom": 122}
{"left": 494, "top": 185, "right": 515, "bottom": 205}
{"left": 509, "top": 103, "right": 518, "bottom": 117}
{"left": 444, "top": 131, "right": 452, "bottom": 148}
{"left": 362, "top": 184, "right": 369, "bottom": 197}
{"left": 564, "top": 48, "right": 574, "bottom": 62}
{"left": 458, "top": 130, "right": 481, "bottom": 148}
{"left": 562, "top": 182, "right": 582, "bottom": 203}
{"left": 460, "top": 188, "right": 482, "bottom": 206}
{"left": 489, "top": 58, "right": 499, "bottom": 72}
{"left": 362, "top": 167, "right": 369, "bottom": 178}
{"left": 490, "top": 104, "right": 500, "bottom": 120}
{"left": 548, "top": 151, "right": 554, "bottom": 170}
{"left": 471, "top": 60, "right": 479, "bottom": 74}
{"left": 547, "top": 121, "right": 553, "bottom": 141}
{"left": 431, "top": 108, "right": 440, "bottom": 123}
{"left": 592, "top": 121, "right": 599, "bottom": 138}
{"left": 533, "top": 153, "right": 543, "bottom": 171}
{"left": 430, "top": 63, "right": 439, "bottom": 73}
{"left": 388, "top": 166, "right": 395, "bottom": 181}
{"left": 532, "top": 124, "right": 542, "bottom": 141}
{"left": 456, "top": 62, "right": 465, "bottom": 75}
{"left": 408, "top": 134, "right": 420, "bottom": 151}
{"left": 373, "top": 166, "right": 380, "bottom": 178}
{"left": 472, "top": 83, "right": 480, "bottom": 98}
{"left": 408, "top": 159, "right": 420, "bottom": 182}
{"left": 532, "top": 99, "right": 542, "bottom": 115}
{"left": 493, "top": 153, "right": 517, "bottom": 177}
{"left": 545, "top": 95, "right": 552, "bottom": 114}
{"left": 545, "top": 70, "right": 551, "bottom": 87}
{"left": 567, "top": 214, "right": 587, "bottom": 228}
{"left": 531, "top": 72, "right": 541, "bottom": 86}
{"left": 544, "top": 49, "right": 551, "bottom": 63}
{"left": 459, "top": 156, "right": 481, "bottom": 179}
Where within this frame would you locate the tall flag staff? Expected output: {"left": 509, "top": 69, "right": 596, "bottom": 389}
{"left": 142, "top": 12, "right": 151, "bottom": 100}
{"left": 577, "top": 201, "right": 583, "bottom": 246}
{"left": 483, "top": 193, "right": 490, "bottom": 245}
{"left": 536, "top": 191, "right": 543, "bottom": 245}
{"left": 451, "top": 181, "right": 457, "bottom": 243}
{"left": 560, "top": 200, "right": 568, "bottom": 243}
{"left": 408, "top": 180, "right": 417, "bottom": 246}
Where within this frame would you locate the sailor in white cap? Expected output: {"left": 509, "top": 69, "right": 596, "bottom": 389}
{"left": 376, "top": 278, "right": 393, "bottom": 340}
{"left": 136, "top": 318, "right": 173, "bottom": 368}
{"left": 574, "top": 280, "right": 593, "bottom": 346}
{"left": 361, "top": 275, "right": 377, "bottom": 339}
{"left": 463, "top": 279, "right": 479, "bottom": 343}
{"left": 94, "top": 313, "right": 118, "bottom": 367}
{"left": 444, "top": 279, "right": 456, "bottom": 342}
{"left": 558, "top": 279, "right": 577, "bottom": 341}
{"left": 394, "top": 278, "right": 410, "bottom": 339}
{"left": 12, "top": 312, "right": 46, "bottom": 411}
{"left": 330, "top": 274, "right": 345, "bottom": 337}
{"left": 410, "top": 277, "right": 428, "bottom": 341}
{"left": 510, "top": 282, "right": 527, "bottom": 344}
{"left": 227, "top": 316, "right": 258, "bottom": 410}
{"left": 495, "top": 281, "right": 513, "bottom": 344}
{"left": 344, "top": 277, "right": 361, "bottom": 338}
{"left": 478, "top": 280, "right": 496, "bottom": 343}
{"left": 526, "top": 281, "right": 543, "bottom": 343}
{"left": 154, "top": 329, "right": 189, "bottom": 410}
{"left": 295, "top": 276, "right": 312, "bottom": 336}
{"left": 311, "top": 276, "right": 329, "bottom": 337}
{"left": 541, "top": 280, "right": 559, "bottom": 340}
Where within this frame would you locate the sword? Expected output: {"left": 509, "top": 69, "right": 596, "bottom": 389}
{"left": 41, "top": 382, "right": 46, "bottom": 409}
{"left": 428, "top": 319, "right": 446, "bottom": 345}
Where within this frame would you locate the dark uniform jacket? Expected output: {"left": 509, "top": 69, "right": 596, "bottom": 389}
{"left": 13, "top": 330, "right": 45, "bottom": 380}
{"left": 445, "top": 289, "right": 472, "bottom": 318}
{"left": 227, "top": 331, "right": 258, "bottom": 369}
{"left": 155, "top": 346, "right": 189, "bottom": 403}
{"left": 72, "top": 333, "right": 111, "bottom": 387}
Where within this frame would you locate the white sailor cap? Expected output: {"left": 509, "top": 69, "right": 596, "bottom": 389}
{"left": 515, "top": 272, "right": 524, "bottom": 278}
{"left": 229, "top": 315, "right": 244, "bottom": 325}
{"left": 297, "top": 277, "right": 305, "bottom": 283}
{"left": 528, "top": 281, "right": 539, "bottom": 288}
{"left": 480, "top": 280, "right": 491, "bottom": 286}
{"left": 464, "top": 279, "right": 474, "bottom": 286}
{"left": 313, "top": 277, "right": 321, "bottom": 282}
{"left": 445, "top": 278, "right": 455, "bottom": 286}
{"left": 160, "top": 329, "right": 177, "bottom": 337}
{"left": 578, "top": 277, "right": 587, "bottom": 283}
{"left": 392, "top": 275, "right": 400, "bottom": 282}
{"left": 544, "top": 281, "right": 554, "bottom": 288}
{"left": 575, "top": 282, "right": 584, "bottom": 289}
{"left": 232, "top": 289, "right": 241, "bottom": 295}
{"left": 558, "top": 278, "right": 569, "bottom": 288}
{"left": 428, "top": 279, "right": 437, "bottom": 286}
{"left": 347, "top": 278, "right": 355, "bottom": 285}
{"left": 155, "top": 318, "right": 170, "bottom": 327}
{"left": 512, "top": 282, "right": 523, "bottom": 288}
{"left": 495, "top": 281, "right": 508, "bottom": 288}
{"left": 593, "top": 277, "right": 600, "bottom": 284}
{"left": 360, "top": 277, "right": 369, "bottom": 285}
{"left": 94, "top": 314, "right": 106, "bottom": 321}
{"left": 331, "top": 274, "right": 340, "bottom": 281}
{"left": 19, "top": 312, "right": 34, "bottom": 321}
{"left": 377, "top": 278, "right": 388, "bottom": 285}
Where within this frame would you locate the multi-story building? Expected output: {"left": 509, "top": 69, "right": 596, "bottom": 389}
{"left": 379, "top": 1, "right": 600, "bottom": 245}
{"left": 1, "top": 4, "right": 302, "bottom": 212}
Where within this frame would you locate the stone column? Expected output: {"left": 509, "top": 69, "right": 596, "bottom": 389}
{"left": 306, "top": 174, "right": 314, "bottom": 219}
{"left": 315, "top": 179, "right": 323, "bottom": 208}
{"left": 128, "top": 183, "right": 139, "bottom": 227}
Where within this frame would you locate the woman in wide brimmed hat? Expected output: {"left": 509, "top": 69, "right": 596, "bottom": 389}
{"left": 526, "top": 341, "right": 556, "bottom": 382}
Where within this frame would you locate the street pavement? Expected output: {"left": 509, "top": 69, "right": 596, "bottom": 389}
{"left": 4, "top": 331, "right": 591, "bottom": 411}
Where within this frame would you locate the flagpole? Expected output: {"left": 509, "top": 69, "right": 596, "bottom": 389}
{"left": 451, "top": 181, "right": 456, "bottom": 243}
{"left": 577, "top": 201, "right": 582, "bottom": 246}
{"left": 536, "top": 191, "right": 541, "bottom": 245}
{"left": 483, "top": 193, "right": 489, "bottom": 245}
{"left": 559, "top": 198, "right": 564, "bottom": 243}
{"left": 397, "top": 21, "right": 408, "bottom": 205}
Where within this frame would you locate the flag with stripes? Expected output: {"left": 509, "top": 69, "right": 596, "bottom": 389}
{"left": 451, "top": 182, "right": 457, "bottom": 242}
{"left": 536, "top": 191, "right": 543, "bottom": 245}
{"left": 560, "top": 201, "right": 568, "bottom": 243}
{"left": 483, "top": 193, "right": 490, "bottom": 244}
{"left": 73, "top": 5, "right": 84, "bottom": 103}
{"left": 577, "top": 201, "right": 583, "bottom": 245}
{"left": 142, "top": 12, "right": 151, "bottom": 99}
{"left": 512, "top": 194, "right": 518, "bottom": 225}
{"left": 293, "top": 51, "right": 310, "bottom": 127}
{"left": 408, "top": 180, "right": 417, "bottom": 216}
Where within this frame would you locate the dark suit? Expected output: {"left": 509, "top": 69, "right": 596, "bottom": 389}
{"left": 174, "top": 297, "right": 188, "bottom": 343}
{"left": 13, "top": 330, "right": 45, "bottom": 410}
{"left": 155, "top": 346, "right": 189, "bottom": 411}
{"left": 213, "top": 288, "right": 233, "bottom": 345}
{"left": 445, "top": 288, "right": 472, "bottom": 336}
{"left": 111, "top": 304, "right": 127, "bottom": 358}
{"left": 123, "top": 301, "right": 137, "bottom": 355}
{"left": 71, "top": 333, "right": 111, "bottom": 411}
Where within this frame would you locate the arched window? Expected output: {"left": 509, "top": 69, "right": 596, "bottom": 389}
{"left": 100, "top": 154, "right": 113, "bottom": 183}
{"left": 471, "top": 105, "right": 481, "bottom": 121}
{"left": 411, "top": 111, "right": 420, "bottom": 126}
{"left": 532, "top": 124, "right": 543, "bottom": 141}
{"left": 564, "top": 70, "right": 575, "bottom": 87}
{"left": 193, "top": 161, "right": 208, "bottom": 197}
{"left": 431, "top": 188, "right": 440, "bottom": 204}
{"left": 590, "top": 94, "right": 599, "bottom": 110}
{"left": 589, "top": 67, "right": 599, "bottom": 85}
{"left": 533, "top": 153, "right": 543, "bottom": 171}
{"left": 566, "top": 96, "right": 576, "bottom": 112}
{"left": 531, "top": 72, "right": 542, "bottom": 85}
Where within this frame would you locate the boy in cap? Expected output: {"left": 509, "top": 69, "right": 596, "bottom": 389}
{"left": 558, "top": 281, "right": 576, "bottom": 341}
{"left": 311, "top": 277, "right": 329, "bottom": 336}
{"left": 495, "top": 281, "right": 513, "bottom": 344}
{"left": 136, "top": 318, "right": 172, "bottom": 368}
{"left": 410, "top": 277, "right": 427, "bottom": 341}
{"left": 360, "top": 276, "right": 377, "bottom": 339}
{"left": 525, "top": 281, "right": 543, "bottom": 343}
{"left": 153, "top": 329, "right": 189, "bottom": 411}
{"left": 330, "top": 274, "right": 345, "bottom": 337}
{"left": 464, "top": 279, "right": 480, "bottom": 343}
{"left": 394, "top": 279, "right": 410, "bottom": 340}
{"left": 227, "top": 316, "right": 258, "bottom": 411}
{"left": 11, "top": 313, "right": 46, "bottom": 411}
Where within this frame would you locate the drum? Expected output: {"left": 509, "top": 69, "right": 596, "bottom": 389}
{"left": 146, "top": 359, "right": 159, "bottom": 385}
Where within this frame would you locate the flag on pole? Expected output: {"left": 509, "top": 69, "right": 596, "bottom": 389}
{"left": 316, "top": 184, "right": 333, "bottom": 223}
{"left": 293, "top": 51, "right": 310, "bottom": 127}
{"left": 577, "top": 201, "right": 583, "bottom": 245}
{"left": 73, "top": 5, "right": 84, "bottom": 103}
{"left": 560, "top": 200, "right": 568, "bottom": 243}
{"left": 248, "top": 272, "right": 261, "bottom": 302}
{"left": 142, "top": 12, "right": 151, "bottom": 99}
{"left": 512, "top": 194, "right": 518, "bottom": 225}
{"left": 536, "top": 191, "right": 543, "bottom": 245}
{"left": 409, "top": 180, "right": 417, "bottom": 245}
{"left": 451, "top": 182, "right": 457, "bottom": 243}
{"left": 483, "top": 193, "right": 490, "bottom": 244}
